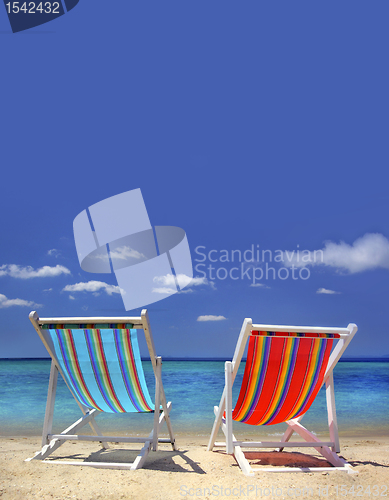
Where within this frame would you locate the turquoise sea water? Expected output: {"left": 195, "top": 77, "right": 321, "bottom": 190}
{"left": 0, "top": 359, "right": 388, "bottom": 438}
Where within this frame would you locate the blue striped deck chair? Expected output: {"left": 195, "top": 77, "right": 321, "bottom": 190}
{"left": 208, "top": 318, "right": 357, "bottom": 475}
{"left": 27, "top": 309, "right": 176, "bottom": 470}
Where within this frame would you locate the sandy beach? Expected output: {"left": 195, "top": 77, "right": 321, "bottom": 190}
{"left": 1, "top": 434, "right": 388, "bottom": 500}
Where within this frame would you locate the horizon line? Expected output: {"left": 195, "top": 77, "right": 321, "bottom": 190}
{"left": 1, "top": 356, "right": 389, "bottom": 362}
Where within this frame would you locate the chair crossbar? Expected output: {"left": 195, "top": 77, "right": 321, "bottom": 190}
{"left": 251, "top": 324, "right": 350, "bottom": 336}
{"left": 38, "top": 316, "right": 144, "bottom": 325}
{"left": 48, "top": 435, "right": 173, "bottom": 444}
{"left": 41, "top": 323, "right": 135, "bottom": 330}
{"left": 214, "top": 441, "right": 335, "bottom": 448}
{"left": 42, "top": 460, "right": 151, "bottom": 470}
{"left": 251, "top": 331, "right": 341, "bottom": 339}
{"left": 247, "top": 466, "right": 354, "bottom": 474}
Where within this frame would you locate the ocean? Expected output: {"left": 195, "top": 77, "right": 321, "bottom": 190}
{"left": 0, "top": 359, "right": 388, "bottom": 439}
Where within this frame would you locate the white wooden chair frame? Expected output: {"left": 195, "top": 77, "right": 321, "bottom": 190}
{"left": 208, "top": 319, "right": 358, "bottom": 476}
{"left": 27, "top": 309, "right": 176, "bottom": 470}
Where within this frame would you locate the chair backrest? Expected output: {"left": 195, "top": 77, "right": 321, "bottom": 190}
{"left": 30, "top": 313, "right": 156, "bottom": 414}
{"left": 232, "top": 325, "right": 355, "bottom": 426}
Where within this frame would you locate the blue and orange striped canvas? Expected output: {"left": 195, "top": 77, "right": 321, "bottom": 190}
{"left": 46, "top": 327, "right": 154, "bottom": 413}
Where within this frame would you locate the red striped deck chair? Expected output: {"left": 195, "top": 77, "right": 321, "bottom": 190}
{"left": 27, "top": 309, "right": 176, "bottom": 470}
{"left": 208, "top": 319, "right": 357, "bottom": 475}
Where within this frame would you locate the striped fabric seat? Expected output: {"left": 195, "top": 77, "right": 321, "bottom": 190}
{"left": 46, "top": 326, "right": 154, "bottom": 413}
{"left": 232, "top": 332, "right": 333, "bottom": 426}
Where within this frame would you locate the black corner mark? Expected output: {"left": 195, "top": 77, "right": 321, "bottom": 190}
{"left": 3, "top": 0, "right": 80, "bottom": 33}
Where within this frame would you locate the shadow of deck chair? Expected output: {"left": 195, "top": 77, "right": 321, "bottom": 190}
{"left": 208, "top": 318, "right": 357, "bottom": 475}
{"left": 27, "top": 309, "right": 176, "bottom": 470}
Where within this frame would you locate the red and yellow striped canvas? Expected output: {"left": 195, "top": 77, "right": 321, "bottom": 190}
{"left": 232, "top": 333, "right": 333, "bottom": 425}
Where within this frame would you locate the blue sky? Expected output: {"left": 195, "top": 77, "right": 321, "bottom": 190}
{"left": 0, "top": 1, "right": 388, "bottom": 359}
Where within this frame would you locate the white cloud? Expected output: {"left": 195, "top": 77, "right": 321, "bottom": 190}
{"left": 316, "top": 288, "right": 341, "bottom": 295}
{"left": 153, "top": 273, "right": 214, "bottom": 289}
{"left": 0, "top": 294, "right": 42, "bottom": 309}
{"left": 43, "top": 288, "right": 53, "bottom": 293}
{"left": 110, "top": 246, "right": 146, "bottom": 261}
{"left": 92, "top": 246, "right": 146, "bottom": 262}
{"left": 63, "top": 280, "right": 122, "bottom": 296}
{"left": 152, "top": 274, "right": 213, "bottom": 295}
{"left": 0, "top": 264, "right": 71, "bottom": 279}
{"left": 197, "top": 315, "right": 227, "bottom": 322}
{"left": 69, "top": 295, "right": 75, "bottom": 300}
{"left": 180, "top": 275, "right": 210, "bottom": 287}
{"left": 152, "top": 287, "right": 176, "bottom": 295}
{"left": 153, "top": 274, "right": 176, "bottom": 286}
{"left": 250, "top": 283, "right": 270, "bottom": 288}
{"left": 47, "top": 249, "right": 60, "bottom": 257}
{"left": 281, "top": 233, "right": 389, "bottom": 274}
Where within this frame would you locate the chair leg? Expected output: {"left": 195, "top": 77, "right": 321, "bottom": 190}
{"left": 28, "top": 404, "right": 175, "bottom": 469}
{"left": 153, "top": 356, "right": 176, "bottom": 451}
{"left": 152, "top": 357, "right": 162, "bottom": 451}
{"left": 218, "top": 409, "right": 254, "bottom": 477}
{"left": 225, "top": 361, "right": 233, "bottom": 455}
{"left": 285, "top": 419, "right": 349, "bottom": 469}
{"left": 26, "top": 409, "right": 99, "bottom": 461}
{"left": 207, "top": 361, "right": 233, "bottom": 454}
{"left": 279, "top": 415, "right": 304, "bottom": 451}
{"left": 41, "top": 361, "right": 58, "bottom": 447}
{"left": 163, "top": 404, "right": 176, "bottom": 451}
{"left": 87, "top": 414, "right": 109, "bottom": 450}
{"left": 130, "top": 442, "right": 152, "bottom": 470}
{"left": 159, "top": 402, "right": 175, "bottom": 451}
{"left": 132, "top": 400, "right": 174, "bottom": 469}
{"left": 159, "top": 397, "right": 176, "bottom": 450}
{"left": 207, "top": 394, "right": 226, "bottom": 451}
{"left": 326, "top": 372, "right": 340, "bottom": 453}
